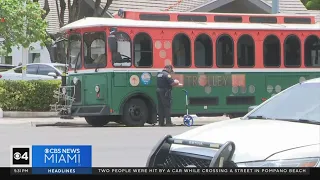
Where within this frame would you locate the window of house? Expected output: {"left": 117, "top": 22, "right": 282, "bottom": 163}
{"left": 194, "top": 34, "right": 213, "bottom": 67}
{"left": 172, "top": 33, "right": 191, "bottom": 67}
{"left": 5, "top": 56, "right": 12, "bottom": 64}
{"left": 304, "top": 35, "right": 320, "bottom": 67}
{"left": 68, "top": 34, "right": 82, "bottom": 69}
{"left": 112, "top": 32, "right": 132, "bottom": 67}
{"left": 216, "top": 34, "right": 234, "bottom": 67}
{"left": 263, "top": 35, "right": 281, "bottom": 67}
{"left": 28, "top": 53, "right": 40, "bottom": 63}
{"left": 83, "top": 31, "right": 106, "bottom": 69}
{"left": 237, "top": 34, "right": 255, "bottom": 67}
{"left": 1, "top": 56, "right": 12, "bottom": 64}
{"left": 284, "top": 35, "right": 301, "bottom": 67}
{"left": 133, "top": 33, "right": 153, "bottom": 67}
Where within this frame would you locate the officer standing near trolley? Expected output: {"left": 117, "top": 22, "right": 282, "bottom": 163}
{"left": 156, "top": 65, "right": 182, "bottom": 126}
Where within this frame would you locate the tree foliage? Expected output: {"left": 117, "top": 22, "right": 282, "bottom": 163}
{"left": 0, "top": 0, "right": 50, "bottom": 54}
{"left": 301, "top": 0, "right": 320, "bottom": 10}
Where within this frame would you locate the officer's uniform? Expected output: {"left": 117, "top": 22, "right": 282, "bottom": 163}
{"left": 157, "top": 66, "right": 175, "bottom": 126}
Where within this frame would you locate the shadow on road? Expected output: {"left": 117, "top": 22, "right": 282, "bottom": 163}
{"left": 34, "top": 122, "right": 204, "bottom": 128}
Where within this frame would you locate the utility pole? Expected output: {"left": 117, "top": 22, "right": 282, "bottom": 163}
{"left": 272, "top": 0, "right": 279, "bottom": 14}
{"left": 22, "top": 0, "right": 28, "bottom": 79}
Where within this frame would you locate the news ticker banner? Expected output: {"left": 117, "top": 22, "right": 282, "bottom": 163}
{"left": 10, "top": 145, "right": 92, "bottom": 174}
{"left": 6, "top": 167, "right": 320, "bottom": 175}
{"left": 8, "top": 145, "right": 319, "bottom": 175}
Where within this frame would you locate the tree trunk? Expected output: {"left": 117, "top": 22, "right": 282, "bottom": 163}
{"left": 33, "top": 0, "right": 55, "bottom": 62}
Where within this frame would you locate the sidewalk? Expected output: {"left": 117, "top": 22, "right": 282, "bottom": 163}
{"left": 0, "top": 116, "right": 230, "bottom": 126}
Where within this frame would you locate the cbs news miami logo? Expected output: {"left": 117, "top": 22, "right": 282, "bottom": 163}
{"left": 10, "top": 145, "right": 92, "bottom": 169}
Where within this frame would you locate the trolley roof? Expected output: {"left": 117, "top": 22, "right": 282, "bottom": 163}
{"left": 114, "top": 9, "right": 316, "bottom": 24}
{"left": 60, "top": 17, "right": 320, "bottom": 32}
{"left": 113, "top": 9, "right": 316, "bottom": 17}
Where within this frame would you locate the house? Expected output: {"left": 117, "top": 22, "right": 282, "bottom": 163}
{"left": 0, "top": 0, "right": 111, "bottom": 66}
{"left": 1, "top": 0, "right": 318, "bottom": 65}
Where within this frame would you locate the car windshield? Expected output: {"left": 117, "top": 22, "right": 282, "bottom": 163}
{"left": 54, "top": 65, "right": 66, "bottom": 73}
{"left": 247, "top": 82, "right": 320, "bottom": 123}
{"left": 5, "top": 66, "right": 21, "bottom": 73}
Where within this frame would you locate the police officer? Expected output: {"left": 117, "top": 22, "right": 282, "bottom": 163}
{"left": 156, "top": 65, "right": 182, "bottom": 126}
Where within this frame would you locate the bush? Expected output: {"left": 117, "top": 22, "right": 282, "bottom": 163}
{"left": 0, "top": 80, "right": 61, "bottom": 111}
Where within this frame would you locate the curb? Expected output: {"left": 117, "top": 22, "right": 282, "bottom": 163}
{"left": 3, "top": 111, "right": 59, "bottom": 118}
{"left": 0, "top": 110, "right": 230, "bottom": 120}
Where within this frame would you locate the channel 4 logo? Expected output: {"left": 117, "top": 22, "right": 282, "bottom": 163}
{"left": 11, "top": 145, "right": 32, "bottom": 167}
{"left": 32, "top": 145, "right": 92, "bottom": 168}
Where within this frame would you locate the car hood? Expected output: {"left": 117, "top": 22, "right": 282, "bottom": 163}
{"left": 171, "top": 118, "right": 320, "bottom": 163}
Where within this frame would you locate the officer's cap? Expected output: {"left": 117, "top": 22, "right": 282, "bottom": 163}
{"left": 164, "top": 65, "right": 174, "bottom": 72}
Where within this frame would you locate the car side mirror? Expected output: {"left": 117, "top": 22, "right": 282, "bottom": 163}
{"left": 108, "top": 35, "right": 118, "bottom": 52}
{"left": 248, "top": 105, "right": 258, "bottom": 112}
{"left": 48, "top": 72, "right": 57, "bottom": 78}
{"left": 50, "top": 45, "right": 57, "bottom": 62}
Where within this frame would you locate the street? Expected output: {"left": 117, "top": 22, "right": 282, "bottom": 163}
{"left": 0, "top": 116, "right": 228, "bottom": 167}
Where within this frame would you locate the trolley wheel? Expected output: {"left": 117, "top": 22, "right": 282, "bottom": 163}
{"left": 183, "top": 115, "right": 194, "bottom": 127}
{"left": 85, "top": 116, "right": 110, "bottom": 127}
{"left": 107, "top": 115, "right": 121, "bottom": 124}
{"left": 121, "top": 98, "right": 148, "bottom": 127}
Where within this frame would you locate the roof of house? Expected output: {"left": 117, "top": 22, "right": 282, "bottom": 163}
{"left": 44, "top": 0, "right": 316, "bottom": 34}
{"left": 39, "top": 0, "right": 69, "bottom": 34}
{"left": 106, "top": 0, "right": 308, "bottom": 14}
{"left": 106, "top": 0, "right": 211, "bottom": 13}
{"left": 264, "top": 0, "right": 307, "bottom": 14}
{"left": 301, "top": 10, "right": 320, "bottom": 23}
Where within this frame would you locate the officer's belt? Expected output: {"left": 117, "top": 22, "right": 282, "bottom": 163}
{"left": 157, "top": 88, "right": 170, "bottom": 91}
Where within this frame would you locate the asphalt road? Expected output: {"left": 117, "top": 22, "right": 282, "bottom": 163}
{"left": 0, "top": 116, "right": 229, "bottom": 167}
{"left": 0, "top": 119, "right": 198, "bottom": 167}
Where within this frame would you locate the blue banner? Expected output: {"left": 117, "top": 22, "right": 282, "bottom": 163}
{"left": 32, "top": 145, "right": 92, "bottom": 170}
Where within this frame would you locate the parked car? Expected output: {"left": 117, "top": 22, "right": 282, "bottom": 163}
{"left": 0, "top": 64, "right": 16, "bottom": 72}
{"left": 146, "top": 78, "right": 320, "bottom": 168}
{"left": 0, "top": 63, "right": 67, "bottom": 81}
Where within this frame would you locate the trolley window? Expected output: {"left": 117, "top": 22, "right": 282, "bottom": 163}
{"left": 284, "top": 17, "right": 311, "bottom": 24}
{"left": 139, "top": 14, "right": 170, "bottom": 21}
{"left": 249, "top": 16, "right": 277, "bottom": 23}
{"left": 83, "top": 31, "right": 107, "bottom": 69}
{"left": 216, "top": 34, "right": 234, "bottom": 67}
{"left": 133, "top": 33, "right": 153, "bottom": 67}
{"left": 177, "top": 15, "right": 207, "bottom": 22}
{"left": 112, "top": 32, "right": 132, "bottom": 67}
{"left": 68, "top": 33, "right": 82, "bottom": 69}
{"left": 214, "top": 16, "right": 242, "bottom": 23}
{"left": 172, "top": 33, "right": 191, "bottom": 67}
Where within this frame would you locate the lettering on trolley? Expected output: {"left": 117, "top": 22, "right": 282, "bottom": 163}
{"left": 171, "top": 74, "right": 246, "bottom": 87}
{"left": 183, "top": 75, "right": 232, "bottom": 87}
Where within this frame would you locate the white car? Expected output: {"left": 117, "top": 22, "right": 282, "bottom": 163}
{"left": 146, "top": 78, "right": 320, "bottom": 168}
{"left": 0, "top": 63, "right": 67, "bottom": 81}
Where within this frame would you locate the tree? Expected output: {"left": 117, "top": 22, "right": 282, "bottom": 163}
{"left": 301, "top": 0, "right": 320, "bottom": 10}
{"left": 0, "top": 0, "right": 50, "bottom": 54}
{"left": 42, "top": 0, "right": 113, "bottom": 63}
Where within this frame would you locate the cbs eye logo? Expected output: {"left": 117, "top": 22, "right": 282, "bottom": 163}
{"left": 12, "top": 148, "right": 30, "bottom": 165}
